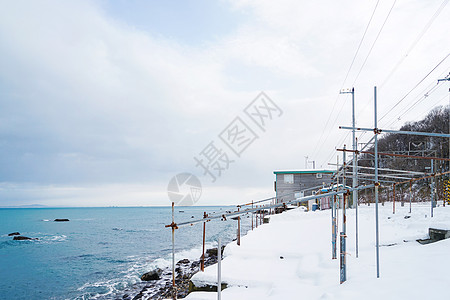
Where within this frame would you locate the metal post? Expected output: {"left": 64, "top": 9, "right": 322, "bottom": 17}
{"left": 437, "top": 76, "right": 450, "bottom": 188}
{"left": 393, "top": 184, "right": 396, "bottom": 214}
{"left": 343, "top": 145, "right": 347, "bottom": 234}
{"left": 340, "top": 146, "right": 347, "bottom": 283}
{"left": 355, "top": 137, "right": 359, "bottom": 258}
{"left": 237, "top": 207, "right": 241, "bottom": 246}
{"left": 374, "top": 86, "right": 380, "bottom": 278}
{"left": 251, "top": 201, "right": 254, "bottom": 230}
{"left": 340, "top": 192, "right": 348, "bottom": 284}
{"left": 409, "top": 180, "right": 412, "bottom": 214}
{"left": 332, "top": 194, "right": 337, "bottom": 259}
{"left": 172, "top": 202, "right": 176, "bottom": 299}
{"left": 431, "top": 159, "right": 435, "bottom": 217}
{"left": 217, "top": 237, "right": 222, "bottom": 300}
{"left": 201, "top": 212, "right": 206, "bottom": 272}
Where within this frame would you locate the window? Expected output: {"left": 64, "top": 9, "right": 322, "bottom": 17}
{"left": 294, "top": 191, "right": 304, "bottom": 199}
{"left": 284, "top": 174, "right": 294, "bottom": 184}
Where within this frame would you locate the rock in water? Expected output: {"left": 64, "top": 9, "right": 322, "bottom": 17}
{"left": 141, "top": 268, "right": 163, "bottom": 281}
{"left": 177, "top": 259, "right": 190, "bottom": 265}
{"left": 13, "top": 236, "right": 37, "bottom": 240}
{"left": 54, "top": 219, "right": 70, "bottom": 222}
{"left": 8, "top": 232, "right": 20, "bottom": 236}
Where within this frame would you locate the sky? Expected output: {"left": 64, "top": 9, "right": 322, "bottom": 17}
{"left": 0, "top": 0, "right": 449, "bottom": 207}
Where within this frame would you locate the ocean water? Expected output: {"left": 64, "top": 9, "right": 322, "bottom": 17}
{"left": 0, "top": 207, "right": 252, "bottom": 300}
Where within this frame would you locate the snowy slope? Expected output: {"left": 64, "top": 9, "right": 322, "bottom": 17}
{"left": 186, "top": 203, "right": 450, "bottom": 300}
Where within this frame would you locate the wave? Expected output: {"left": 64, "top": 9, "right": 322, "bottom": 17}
{"left": 73, "top": 243, "right": 216, "bottom": 299}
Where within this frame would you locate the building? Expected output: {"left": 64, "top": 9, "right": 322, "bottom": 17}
{"left": 274, "top": 169, "right": 335, "bottom": 204}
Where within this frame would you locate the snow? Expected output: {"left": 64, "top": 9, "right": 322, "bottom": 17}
{"left": 185, "top": 203, "right": 450, "bottom": 300}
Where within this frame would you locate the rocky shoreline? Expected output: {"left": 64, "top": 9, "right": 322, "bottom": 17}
{"left": 121, "top": 246, "right": 225, "bottom": 300}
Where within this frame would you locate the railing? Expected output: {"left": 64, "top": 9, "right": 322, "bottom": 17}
{"left": 165, "top": 183, "right": 376, "bottom": 299}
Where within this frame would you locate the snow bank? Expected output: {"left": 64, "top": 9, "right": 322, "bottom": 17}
{"left": 186, "top": 203, "right": 450, "bottom": 299}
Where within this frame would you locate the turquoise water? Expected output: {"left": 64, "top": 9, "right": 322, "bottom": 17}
{"left": 0, "top": 207, "right": 250, "bottom": 299}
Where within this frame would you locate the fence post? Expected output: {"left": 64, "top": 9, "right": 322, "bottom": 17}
{"left": 171, "top": 202, "right": 177, "bottom": 299}
{"left": 251, "top": 201, "right": 254, "bottom": 230}
{"left": 201, "top": 212, "right": 206, "bottom": 272}
{"left": 409, "top": 180, "right": 412, "bottom": 213}
{"left": 332, "top": 194, "right": 337, "bottom": 259}
{"left": 340, "top": 191, "right": 347, "bottom": 284}
{"left": 237, "top": 207, "right": 241, "bottom": 246}
{"left": 393, "top": 184, "right": 396, "bottom": 214}
{"left": 217, "top": 237, "right": 222, "bottom": 300}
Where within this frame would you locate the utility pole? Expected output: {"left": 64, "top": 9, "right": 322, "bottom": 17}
{"left": 340, "top": 87, "right": 358, "bottom": 258}
{"left": 374, "top": 86, "right": 380, "bottom": 279}
{"left": 438, "top": 75, "right": 450, "bottom": 196}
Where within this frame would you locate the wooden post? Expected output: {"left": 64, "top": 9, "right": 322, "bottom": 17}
{"left": 251, "top": 201, "right": 254, "bottom": 230}
{"left": 393, "top": 184, "right": 396, "bottom": 214}
{"left": 171, "top": 202, "right": 176, "bottom": 299}
{"left": 409, "top": 180, "right": 412, "bottom": 213}
{"left": 237, "top": 207, "right": 241, "bottom": 246}
{"left": 201, "top": 212, "right": 206, "bottom": 272}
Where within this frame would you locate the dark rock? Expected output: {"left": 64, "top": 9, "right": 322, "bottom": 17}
{"left": 189, "top": 281, "right": 227, "bottom": 292}
{"left": 141, "top": 268, "right": 163, "bottom": 281}
{"left": 206, "top": 248, "right": 218, "bottom": 257}
{"left": 177, "top": 258, "right": 190, "bottom": 265}
{"left": 205, "top": 246, "right": 225, "bottom": 258}
{"left": 8, "top": 232, "right": 20, "bottom": 236}
{"left": 13, "top": 236, "right": 37, "bottom": 240}
{"left": 54, "top": 219, "right": 70, "bottom": 222}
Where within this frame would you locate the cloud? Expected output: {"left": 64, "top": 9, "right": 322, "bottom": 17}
{"left": 0, "top": 0, "right": 449, "bottom": 205}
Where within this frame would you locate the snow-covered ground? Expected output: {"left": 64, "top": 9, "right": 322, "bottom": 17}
{"left": 185, "top": 202, "right": 450, "bottom": 300}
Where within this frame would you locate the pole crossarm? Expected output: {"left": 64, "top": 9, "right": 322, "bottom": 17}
{"left": 331, "top": 164, "right": 430, "bottom": 176}
{"left": 393, "top": 170, "right": 450, "bottom": 186}
{"left": 168, "top": 184, "right": 375, "bottom": 229}
{"left": 355, "top": 173, "right": 413, "bottom": 180}
{"left": 339, "top": 126, "right": 450, "bottom": 139}
{"left": 336, "top": 148, "right": 450, "bottom": 162}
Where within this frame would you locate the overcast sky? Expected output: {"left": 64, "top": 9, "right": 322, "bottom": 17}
{"left": 0, "top": 0, "right": 449, "bottom": 206}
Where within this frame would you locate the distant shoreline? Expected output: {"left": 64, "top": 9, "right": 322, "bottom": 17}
{"left": 0, "top": 205, "right": 236, "bottom": 209}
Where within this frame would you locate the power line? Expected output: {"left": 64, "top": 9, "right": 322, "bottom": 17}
{"left": 380, "top": 0, "right": 449, "bottom": 88}
{"left": 342, "top": 0, "right": 380, "bottom": 87}
{"left": 324, "top": 0, "right": 397, "bottom": 158}
{"left": 385, "top": 78, "right": 449, "bottom": 128}
{"left": 351, "top": 0, "right": 397, "bottom": 87}
{"left": 378, "top": 52, "right": 450, "bottom": 123}
{"left": 310, "top": 0, "right": 381, "bottom": 160}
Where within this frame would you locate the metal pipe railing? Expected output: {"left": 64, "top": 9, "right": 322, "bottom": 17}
{"left": 167, "top": 184, "right": 375, "bottom": 229}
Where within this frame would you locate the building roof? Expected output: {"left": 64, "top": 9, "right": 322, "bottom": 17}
{"left": 273, "top": 169, "right": 335, "bottom": 175}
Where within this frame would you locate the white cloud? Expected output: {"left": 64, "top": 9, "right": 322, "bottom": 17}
{"left": 0, "top": 0, "right": 449, "bottom": 205}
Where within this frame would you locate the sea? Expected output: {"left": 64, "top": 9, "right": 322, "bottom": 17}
{"left": 0, "top": 206, "right": 252, "bottom": 300}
